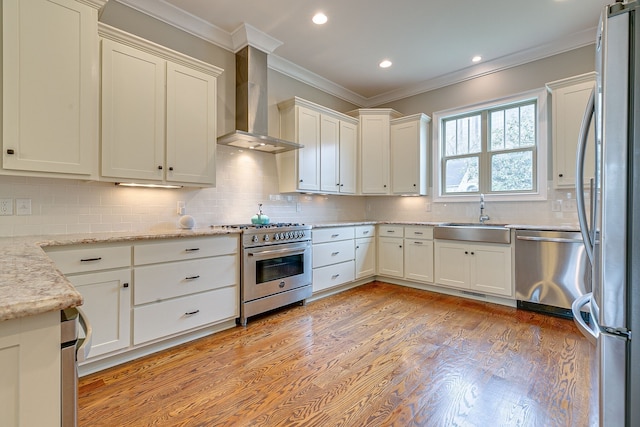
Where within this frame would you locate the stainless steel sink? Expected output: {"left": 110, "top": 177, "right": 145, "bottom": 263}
{"left": 434, "top": 223, "right": 511, "bottom": 244}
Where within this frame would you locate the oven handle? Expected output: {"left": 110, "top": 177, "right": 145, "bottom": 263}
{"left": 247, "top": 246, "right": 308, "bottom": 259}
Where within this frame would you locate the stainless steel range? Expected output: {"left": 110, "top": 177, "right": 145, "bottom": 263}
{"left": 221, "top": 223, "right": 312, "bottom": 326}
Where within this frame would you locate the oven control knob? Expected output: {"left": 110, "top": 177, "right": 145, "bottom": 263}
{"left": 252, "top": 235, "right": 259, "bottom": 243}
{"left": 264, "top": 234, "right": 270, "bottom": 242}
{"left": 279, "top": 233, "right": 285, "bottom": 240}
{"left": 285, "top": 232, "right": 291, "bottom": 239}
{"left": 273, "top": 233, "right": 279, "bottom": 241}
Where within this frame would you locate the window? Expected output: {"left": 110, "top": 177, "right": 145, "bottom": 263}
{"left": 433, "top": 89, "right": 547, "bottom": 202}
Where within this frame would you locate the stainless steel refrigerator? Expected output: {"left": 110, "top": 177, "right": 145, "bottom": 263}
{"left": 573, "top": 1, "right": 640, "bottom": 426}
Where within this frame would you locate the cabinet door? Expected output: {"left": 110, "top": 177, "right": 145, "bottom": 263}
{"left": 70, "top": 269, "right": 132, "bottom": 359}
{"left": 391, "top": 118, "right": 427, "bottom": 195}
{"left": 339, "top": 120, "right": 358, "bottom": 194}
{"left": 468, "top": 244, "right": 512, "bottom": 297}
{"left": 101, "top": 39, "right": 165, "bottom": 181}
{"left": 434, "top": 241, "right": 468, "bottom": 289}
{"left": 377, "top": 237, "right": 403, "bottom": 277}
{"left": 355, "top": 237, "right": 376, "bottom": 279}
{"left": 360, "top": 115, "right": 390, "bottom": 194}
{"left": 166, "top": 62, "right": 217, "bottom": 185}
{"left": 404, "top": 239, "right": 434, "bottom": 283}
{"left": 320, "top": 114, "right": 340, "bottom": 193}
{"left": 0, "top": 311, "right": 60, "bottom": 427}
{"left": 297, "top": 106, "right": 321, "bottom": 191}
{"left": 551, "top": 78, "right": 596, "bottom": 188}
{"left": 2, "top": 0, "right": 98, "bottom": 176}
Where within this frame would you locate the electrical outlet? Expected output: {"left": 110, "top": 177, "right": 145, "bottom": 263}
{"left": 0, "top": 198, "right": 13, "bottom": 215}
{"left": 551, "top": 200, "right": 562, "bottom": 212}
{"left": 16, "top": 198, "right": 32, "bottom": 215}
{"left": 425, "top": 202, "right": 432, "bottom": 212}
{"left": 296, "top": 202, "right": 301, "bottom": 212}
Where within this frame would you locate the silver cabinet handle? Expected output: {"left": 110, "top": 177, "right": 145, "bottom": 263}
{"left": 516, "top": 236, "right": 583, "bottom": 244}
{"left": 413, "top": 241, "right": 423, "bottom": 245}
{"left": 76, "top": 307, "right": 92, "bottom": 363}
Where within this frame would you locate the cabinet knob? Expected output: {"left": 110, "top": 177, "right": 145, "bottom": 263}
{"left": 399, "top": 245, "right": 402, "bottom": 248}
{"left": 471, "top": 252, "right": 475, "bottom": 255}
{"left": 158, "top": 165, "right": 163, "bottom": 170}
{"left": 356, "top": 245, "right": 360, "bottom": 249}
{"left": 299, "top": 179, "right": 303, "bottom": 183}
{"left": 169, "top": 167, "right": 174, "bottom": 171}
{"left": 123, "top": 283, "right": 129, "bottom": 288}
{"left": 6, "top": 149, "right": 15, "bottom": 155}
{"left": 559, "top": 173, "right": 563, "bottom": 177}
{"left": 465, "top": 251, "right": 469, "bottom": 255}
{"left": 413, "top": 184, "right": 416, "bottom": 187}
{"left": 384, "top": 184, "right": 387, "bottom": 188}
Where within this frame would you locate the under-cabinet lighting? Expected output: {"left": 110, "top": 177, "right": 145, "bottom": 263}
{"left": 115, "top": 182, "right": 183, "bottom": 189}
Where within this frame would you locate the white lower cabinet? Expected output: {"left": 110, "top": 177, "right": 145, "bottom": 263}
{"left": 132, "top": 235, "right": 239, "bottom": 345}
{"left": 0, "top": 311, "right": 60, "bottom": 427}
{"left": 434, "top": 240, "right": 512, "bottom": 297}
{"left": 44, "top": 234, "right": 239, "bottom": 372}
{"left": 404, "top": 226, "right": 434, "bottom": 283}
{"left": 377, "top": 225, "right": 404, "bottom": 278}
{"left": 355, "top": 225, "right": 376, "bottom": 279}
{"left": 133, "top": 287, "right": 237, "bottom": 345}
{"left": 312, "top": 227, "right": 356, "bottom": 292}
{"left": 45, "top": 243, "right": 132, "bottom": 360}
{"left": 68, "top": 269, "right": 132, "bottom": 358}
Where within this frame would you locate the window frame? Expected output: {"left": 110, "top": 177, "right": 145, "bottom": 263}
{"left": 432, "top": 88, "right": 548, "bottom": 203}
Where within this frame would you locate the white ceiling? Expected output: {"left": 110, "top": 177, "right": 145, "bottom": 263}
{"left": 116, "top": 0, "right": 610, "bottom": 106}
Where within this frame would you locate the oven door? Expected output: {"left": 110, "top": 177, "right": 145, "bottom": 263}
{"left": 243, "top": 241, "right": 311, "bottom": 302}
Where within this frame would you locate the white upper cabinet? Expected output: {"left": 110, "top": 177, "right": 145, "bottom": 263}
{"left": 390, "top": 113, "right": 430, "bottom": 195}
{"left": 354, "top": 109, "right": 402, "bottom": 195}
{"left": 99, "top": 25, "right": 221, "bottom": 187}
{"left": 1, "top": 0, "right": 104, "bottom": 178}
{"left": 278, "top": 97, "right": 358, "bottom": 194}
{"left": 547, "top": 73, "right": 596, "bottom": 189}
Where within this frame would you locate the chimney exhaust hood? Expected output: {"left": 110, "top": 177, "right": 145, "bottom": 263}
{"left": 217, "top": 45, "right": 303, "bottom": 153}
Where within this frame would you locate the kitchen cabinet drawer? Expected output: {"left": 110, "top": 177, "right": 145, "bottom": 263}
{"left": 134, "top": 255, "right": 237, "bottom": 304}
{"left": 312, "top": 260, "right": 355, "bottom": 292}
{"left": 313, "top": 239, "right": 355, "bottom": 268}
{"left": 355, "top": 225, "right": 375, "bottom": 238}
{"left": 404, "top": 226, "right": 433, "bottom": 240}
{"left": 45, "top": 245, "right": 131, "bottom": 274}
{"left": 134, "top": 236, "right": 238, "bottom": 265}
{"left": 133, "top": 286, "right": 238, "bottom": 345}
{"left": 378, "top": 225, "right": 404, "bottom": 238}
{"left": 312, "top": 227, "right": 355, "bottom": 244}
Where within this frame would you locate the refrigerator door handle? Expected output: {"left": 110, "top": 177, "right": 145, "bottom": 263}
{"left": 575, "top": 89, "right": 595, "bottom": 264}
{"left": 571, "top": 292, "right": 598, "bottom": 345}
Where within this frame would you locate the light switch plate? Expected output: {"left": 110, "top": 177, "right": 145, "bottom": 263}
{"left": 0, "top": 198, "right": 13, "bottom": 215}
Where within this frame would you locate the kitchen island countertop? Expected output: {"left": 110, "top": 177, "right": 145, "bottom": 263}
{"left": 0, "top": 227, "right": 241, "bottom": 322}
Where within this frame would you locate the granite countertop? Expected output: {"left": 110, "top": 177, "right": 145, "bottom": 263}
{"left": 1, "top": 220, "right": 578, "bottom": 323}
{"left": 0, "top": 227, "right": 240, "bottom": 322}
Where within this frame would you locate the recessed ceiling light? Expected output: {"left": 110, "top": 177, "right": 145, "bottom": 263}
{"left": 472, "top": 55, "right": 482, "bottom": 63}
{"left": 312, "top": 13, "right": 328, "bottom": 25}
{"left": 379, "top": 59, "right": 392, "bottom": 68}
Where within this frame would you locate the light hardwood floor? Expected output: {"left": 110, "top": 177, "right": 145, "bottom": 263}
{"left": 78, "top": 282, "right": 597, "bottom": 426}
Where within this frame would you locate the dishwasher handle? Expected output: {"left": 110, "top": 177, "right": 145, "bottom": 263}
{"left": 516, "top": 235, "right": 583, "bottom": 244}
{"left": 76, "top": 307, "right": 92, "bottom": 363}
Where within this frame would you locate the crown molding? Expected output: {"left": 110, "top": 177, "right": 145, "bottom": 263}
{"left": 114, "top": 0, "right": 233, "bottom": 50}
{"left": 114, "top": 0, "right": 597, "bottom": 108}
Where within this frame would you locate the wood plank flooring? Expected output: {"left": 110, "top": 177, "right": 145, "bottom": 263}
{"left": 78, "top": 282, "right": 597, "bottom": 426}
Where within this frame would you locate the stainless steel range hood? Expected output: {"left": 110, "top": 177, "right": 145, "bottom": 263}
{"left": 217, "top": 45, "right": 303, "bottom": 153}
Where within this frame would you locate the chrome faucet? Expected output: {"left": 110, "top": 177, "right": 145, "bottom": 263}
{"left": 479, "top": 193, "right": 490, "bottom": 224}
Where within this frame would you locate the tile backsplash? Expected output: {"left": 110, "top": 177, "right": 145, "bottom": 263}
{"left": 0, "top": 145, "right": 579, "bottom": 237}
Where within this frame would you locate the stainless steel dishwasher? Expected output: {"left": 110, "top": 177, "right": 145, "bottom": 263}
{"left": 515, "top": 229, "right": 591, "bottom": 318}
